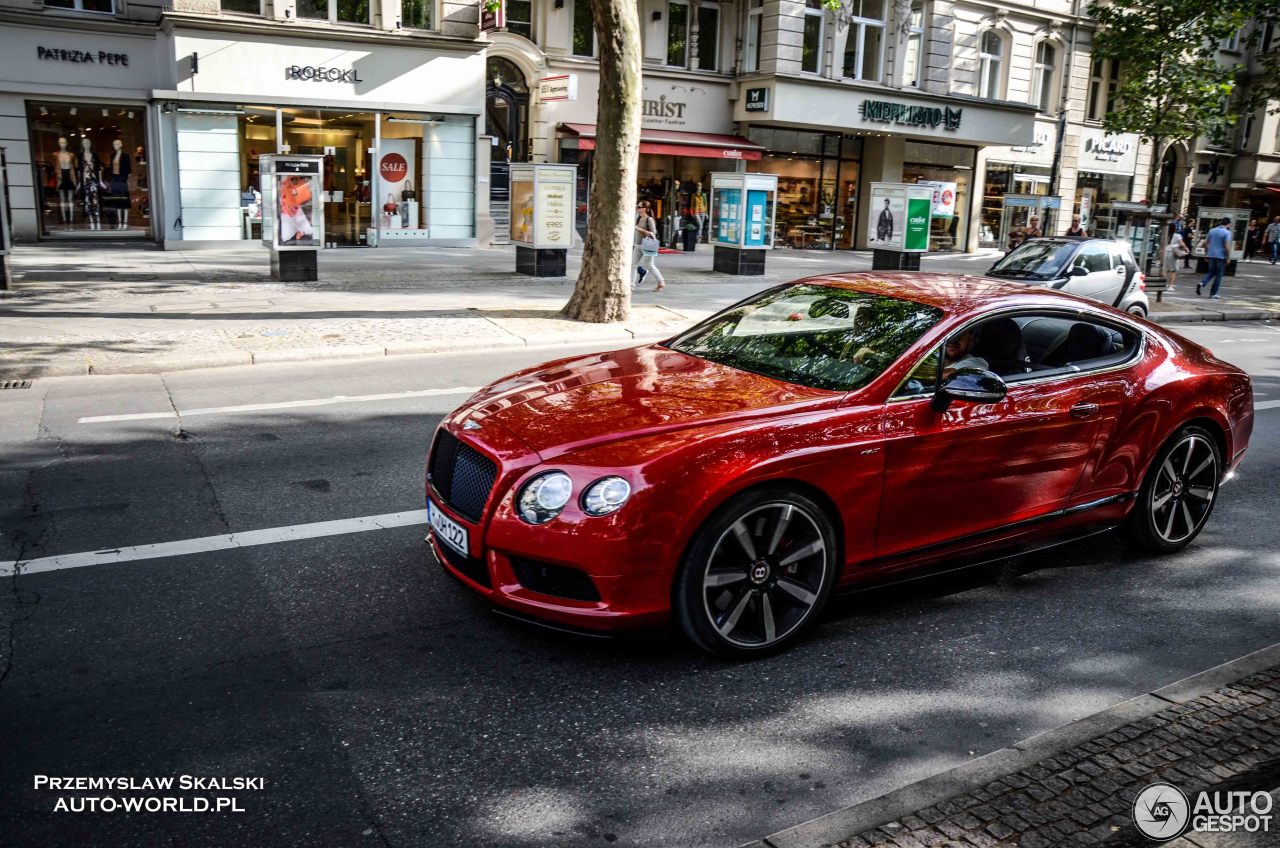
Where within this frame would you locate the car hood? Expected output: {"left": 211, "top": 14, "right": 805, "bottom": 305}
{"left": 453, "top": 344, "right": 837, "bottom": 455}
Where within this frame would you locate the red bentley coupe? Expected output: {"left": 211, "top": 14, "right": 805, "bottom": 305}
{"left": 425, "top": 274, "right": 1253, "bottom": 657}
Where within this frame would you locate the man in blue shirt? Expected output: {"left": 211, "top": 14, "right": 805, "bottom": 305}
{"left": 1198, "top": 217, "right": 1233, "bottom": 299}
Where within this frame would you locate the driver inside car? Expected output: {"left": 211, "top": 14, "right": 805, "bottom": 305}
{"left": 942, "top": 328, "right": 988, "bottom": 376}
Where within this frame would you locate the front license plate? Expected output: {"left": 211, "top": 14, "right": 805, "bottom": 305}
{"left": 427, "top": 500, "right": 469, "bottom": 557}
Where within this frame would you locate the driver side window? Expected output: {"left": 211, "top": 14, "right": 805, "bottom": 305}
{"left": 1075, "top": 245, "right": 1111, "bottom": 273}
{"left": 892, "top": 344, "right": 941, "bottom": 398}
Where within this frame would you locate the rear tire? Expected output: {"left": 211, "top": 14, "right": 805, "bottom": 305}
{"left": 674, "top": 488, "right": 838, "bottom": 659}
{"left": 1127, "top": 303, "right": 1148, "bottom": 318}
{"left": 1126, "top": 425, "right": 1221, "bottom": 553}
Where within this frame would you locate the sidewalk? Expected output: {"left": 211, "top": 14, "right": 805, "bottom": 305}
{"left": 0, "top": 242, "right": 1277, "bottom": 378}
{"left": 746, "top": 644, "right": 1280, "bottom": 848}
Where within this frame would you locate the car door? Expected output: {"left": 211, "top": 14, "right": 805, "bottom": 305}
{"left": 1064, "top": 242, "right": 1125, "bottom": 304}
{"left": 873, "top": 312, "right": 1116, "bottom": 561}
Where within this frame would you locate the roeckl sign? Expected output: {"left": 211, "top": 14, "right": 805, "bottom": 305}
{"left": 286, "top": 65, "right": 363, "bottom": 83}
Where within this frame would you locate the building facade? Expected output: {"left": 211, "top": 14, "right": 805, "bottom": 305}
{"left": 1, "top": 0, "right": 485, "bottom": 246}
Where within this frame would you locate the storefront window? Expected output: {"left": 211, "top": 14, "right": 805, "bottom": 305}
{"left": 27, "top": 101, "right": 151, "bottom": 237}
{"left": 296, "top": 0, "right": 327, "bottom": 19}
{"left": 1076, "top": 172, "right": 1132, "bottom": 237}
{"left": 802, "top": 0, "right": 825, "bottom": 74}
{"left": 572, "top": 0, "right": 594, "bottom": 56}
{"left": 840, "top": 0, "right": 885, "bottom": 82}
{"left": 336, "top": 0, "right": 368, "bottom": 23}
{"left": 747, "top": 128, "right": 862, "bottom": 249}
{"left": 982, "top": 162, "right": 1051, "bottom": 248}
{"left": 667, "top": 0, "right": 689, "bottom": 67}
{"left": 696, "top": 3, "right": 720, "bottom": 70}
{"left": 903, "top": 140, "right": 974, "bottom": 251}
{"left": 402, "top": 0, "right": 433, "bottom": 29}
{"left": 43, "top": 0, "right": 114, "bottom": 12}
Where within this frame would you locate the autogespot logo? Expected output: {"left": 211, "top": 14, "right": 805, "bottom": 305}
{"left": 1133, "top": 783, "right": 1191, "bottom": 841}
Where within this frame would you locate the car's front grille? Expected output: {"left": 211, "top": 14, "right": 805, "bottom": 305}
{"left": 512, "top": 557, "right": 601, "bottom": 602}
{"left": 429, "top": 429, "right": 498, "bottom": 523}
{"left": 435, "top": 539, "right": 492, "bottom": 588}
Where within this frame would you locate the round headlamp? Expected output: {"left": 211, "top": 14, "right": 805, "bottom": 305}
{"left": 517, "top": 472, "right": 573, "bottom": 524}
{"left": 582, "top": 476, "right": 632, "bottom": 517}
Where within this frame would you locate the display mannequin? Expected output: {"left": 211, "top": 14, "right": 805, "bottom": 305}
{"left": 108, "top": 139, "right": 131, "bottom": 230}
{"left": 79, "top": 137, "right": 102, "bottom": 230}
{"left": 53, "top": 137, "right": 77, "bottom": 225}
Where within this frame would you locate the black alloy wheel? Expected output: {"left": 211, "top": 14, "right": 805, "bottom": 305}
{"left": 1128, "top": 425, "right": 1222, "bottom": 552}
{"left": 675, "top": 488, "right": 837, "bottom": 658}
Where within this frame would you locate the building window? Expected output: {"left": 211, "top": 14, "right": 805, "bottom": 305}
{"left": 901, "top": 0, "right": 924, "bottom": 87}
{"left": 402, "top": 0, "right": 432, "bottom": 28}
{"left": 802, "top": 0, "right": 825, "bottom": 75}
{"left": 1238, "top": 112, "right": 1254, "bottom": 150}
{"left": 978, "top": 30, "right": 1004, "bottom": 99}
{"left": 1031, "top": 41, "right": 1056, "bottom": 112}
{"left": 220, "top": 0, "right": 261, "bottom": 14}
{"left": 572, "top": 0, "right": 594, "bottom": 55}
{"left": 840, "top": 0, "right": 885, "bottom": 82}
{"left": 668, "top": 0, "right": 690, "bottom": 67}
{"left": 744, "top": 0, "right": 764, "bottom": 72}
{"left": 696, "top": 2, "right": 720, "bottom": 71}
{"left": 506, "top": 0, "right": 533, "bottom": 39}
{"left": 43, "top": 0, "right": 114, "bottom": 11}
{"left": 295, "top": 0, "right": 372, "bottom": 24}
{"left": 1087, "top": 59, "right": 1120, "bottom": 121}
{"left": 1220, "top": 27, "right": 1241, "bottom": 52}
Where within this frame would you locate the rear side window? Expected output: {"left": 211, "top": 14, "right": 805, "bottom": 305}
{"left": 1012, "top": 313, "right": 1140, "bottom": 378}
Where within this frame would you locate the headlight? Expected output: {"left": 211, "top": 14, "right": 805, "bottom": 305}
{"left": 517, "top": 472, "right": 573, "bottom": 524}
{"left": 582, "top": 476, "right": 632, "bottom": 517}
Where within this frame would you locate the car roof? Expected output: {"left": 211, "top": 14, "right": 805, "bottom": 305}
{"left": 1019, "top": 236, "right": 1132, "bottom": 250}
{"left": 794, "top": 271, "right": 1129, "bottom": 316}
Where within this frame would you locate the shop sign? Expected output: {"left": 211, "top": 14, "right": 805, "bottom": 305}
{"left": 642, "top": 95, "right": 687, "bottom": 125}
{"left": 744, "top": 88, "right": 769, "bottom": 113}
{"left": 1011, "top": 124, "right": 1053, "bottom": 154}
{"left": 37, "top": 46, "right": 129, "bottom": 66}
{"left": 859, "top": 100, "right": 962, "bottom": 132}
{"left": 917, "top": 180, "right": 957, "bottom": 218}
{"left": 378, "top": 152, "right": 409, "bottom": 184}
{"left": 539, "top": 74, "right": 578, "bottom": 102}
{"left": 286, "top": 65, "right": 364, "bottom": 83}
{"left": 481, "top": 0, "right": 504, "bottom": 32}
{"left": 1079, "top": 128, "right": 1139, "bottom": 174}
{"left": 1084, "top": 135, "right": 1133, "bottom": 161}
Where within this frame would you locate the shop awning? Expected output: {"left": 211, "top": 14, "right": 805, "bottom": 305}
{"left": 560, "top": 123, "right": 764, "bottom": 161}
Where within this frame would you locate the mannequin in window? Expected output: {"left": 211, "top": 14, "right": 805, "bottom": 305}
{"left": 108, "top": 139, "right": 132, "bottom": 230}
{"left": 79, "top": 137, "right": 102, "bottom": 230}
{"left": 53, "top": 137, "right": 77, "bottom": 225}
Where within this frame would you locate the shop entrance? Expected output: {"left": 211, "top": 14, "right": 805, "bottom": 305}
{"left": 26, "top": 101, "right": 153, "bottom": 239}
{"left": 486, "top": 57, "right": 530, "bottom": 245}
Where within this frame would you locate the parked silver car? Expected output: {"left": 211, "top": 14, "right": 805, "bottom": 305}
{"left": 985, "top": 238, "right": 1150, "bottom": 317}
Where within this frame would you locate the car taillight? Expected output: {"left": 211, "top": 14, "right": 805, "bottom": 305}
{"left": 1137, "top": 272, "right": 1146, "bottom": 290}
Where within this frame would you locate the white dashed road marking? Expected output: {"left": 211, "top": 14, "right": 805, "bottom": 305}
{"left": 77, "top": 387, "right": 480, "bottom": 424}
{"left": 0, "top": 509, "right": 430, "bottom": 577}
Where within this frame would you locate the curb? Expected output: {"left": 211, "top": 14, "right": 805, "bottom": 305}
{"left": 1150, "top": 308, "right": 1280, "bottom": 324}
{"left": 742, "top": 641, "right": 1280, "bottom": 848}
{"left": 0, "top": 329, "right": 676, "bottom": 380}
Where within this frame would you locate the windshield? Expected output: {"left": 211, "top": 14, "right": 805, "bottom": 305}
{"left": 667, "top": 284, "right": 943, "bottom": 392}
{"left": 990, "top": 241, "right": 1076, "bottom": 278}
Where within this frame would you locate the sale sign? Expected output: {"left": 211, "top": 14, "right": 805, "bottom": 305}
{"left": 378, "top": 152, "right": 408, "bottom": 184}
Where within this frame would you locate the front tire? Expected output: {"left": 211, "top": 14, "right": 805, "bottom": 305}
{"left": 1127, "top": 425, "right": 1221, "bottom": 553}
{"left": 674, "top": 488, "right": 838, "bottom": 658}
{"left": 1127, "top": 303, "right": 1148, "bottom": 318}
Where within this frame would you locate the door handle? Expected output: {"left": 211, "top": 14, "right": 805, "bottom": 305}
{"left": 1070, "top": 402, "right": 1100, "bottom": 419}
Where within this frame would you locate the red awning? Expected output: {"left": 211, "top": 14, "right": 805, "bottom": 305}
{"left": 560, "top": 123, "right": 764, "bottom": 161}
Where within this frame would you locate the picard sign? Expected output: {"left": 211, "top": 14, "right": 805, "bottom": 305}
{"left": 859, "top": 100, "right": 962, "bottom": 132}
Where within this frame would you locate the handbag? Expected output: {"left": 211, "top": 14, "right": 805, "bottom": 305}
{"left": 401, "top": 178, "right": 416, "bottom": 202}
{"left": 639, "top": 235, "right": 660, "bottom": 256}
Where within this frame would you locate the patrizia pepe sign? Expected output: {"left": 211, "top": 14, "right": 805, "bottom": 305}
{"left": 859, "top": 100, "right": 962, "bottom": 132}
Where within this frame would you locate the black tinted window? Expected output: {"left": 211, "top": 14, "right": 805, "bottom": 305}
{"left": 669, "top": 284, "right": 943, "bottom": 392}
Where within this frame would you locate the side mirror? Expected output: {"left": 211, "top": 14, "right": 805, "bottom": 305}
{"left": 1071, "top": 266, "right": 1089, "bottom": 277}
{"left": 932, "top": 369, "right": 1008, "bottom": 412}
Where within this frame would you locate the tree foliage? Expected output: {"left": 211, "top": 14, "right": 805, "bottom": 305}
{"left": 1088, "top": 0, "right": 1280, "bottom": 148}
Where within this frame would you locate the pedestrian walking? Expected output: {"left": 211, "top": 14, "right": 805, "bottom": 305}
{"left": 1244, "top": 219, "right": 1262, "bottom": 262}
{"left": 634, "top": 201, "right": 666, "bottom": 292}
{"left": 1172, "top": 213, "right": 1192, "bottom": 269}
{"left": 1065, "top": 216, "right": 1088, "bottom": 238}
{"left": 1164, "top": 226, "right": 1188, "bottom": 291}
{"left": 1266, "top": 216, "right": 1280, "bottom": 264}
{"left": 1197, "top": 216, "right": 1232, "bottom": 299}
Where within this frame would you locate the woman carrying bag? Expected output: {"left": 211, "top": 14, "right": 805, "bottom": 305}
{"left": 634, "top": 201, "right": 665, "bottom": 291}
{"left": 1164, "top": 225, "right": 1188, "bottom": 291}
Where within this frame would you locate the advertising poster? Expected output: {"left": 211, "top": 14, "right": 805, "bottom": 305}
{"left": 510, "top": 177, "right": 534, "bottom": 243}
{"left": 1079, "top": 190, "right": 1094, "bottom": 232}
{"left": 744, "top": 189, "right": 768, "bottom": 247}
{"left": 277, "top": 174, "right": 315, "bottom": 247}
{"left": 376, "top": 139, "right": 416, "bottom": 228}
{"left": 918, "top": 179, "right": 957, "bottom": 218}
{"left": 867, "top": 184, "right": 906, "bottom": 249}
{"left": 715, "top": 188, "right": 741, "bottom": 245}
{"left": 904, "top": 197, "right": 932, "bottom": 252}
{"left": 535, "top": 172, "right": 573, "bottom": 246}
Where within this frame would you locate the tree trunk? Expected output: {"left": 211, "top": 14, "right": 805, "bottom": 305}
{"left": 562, "top": 0, "right": 643, "bottom": 323}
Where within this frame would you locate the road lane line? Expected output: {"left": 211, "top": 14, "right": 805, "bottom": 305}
{"left": 78, "top": 387, "right": 481, "bottom": 424}
{"left": 1257, "top": 399, "right": 1280, "bottom": 411}
{"left": 0, "top": 509, "right": 429, "bottom": 577}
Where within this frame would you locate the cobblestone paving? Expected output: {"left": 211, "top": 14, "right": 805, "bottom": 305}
{"left": 833, "top": 667, "right": 1280, "bottom": 848}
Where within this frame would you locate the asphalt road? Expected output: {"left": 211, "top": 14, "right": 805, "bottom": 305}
{"left": 1, "top": 324, "right": 1277, "bottom": 848}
